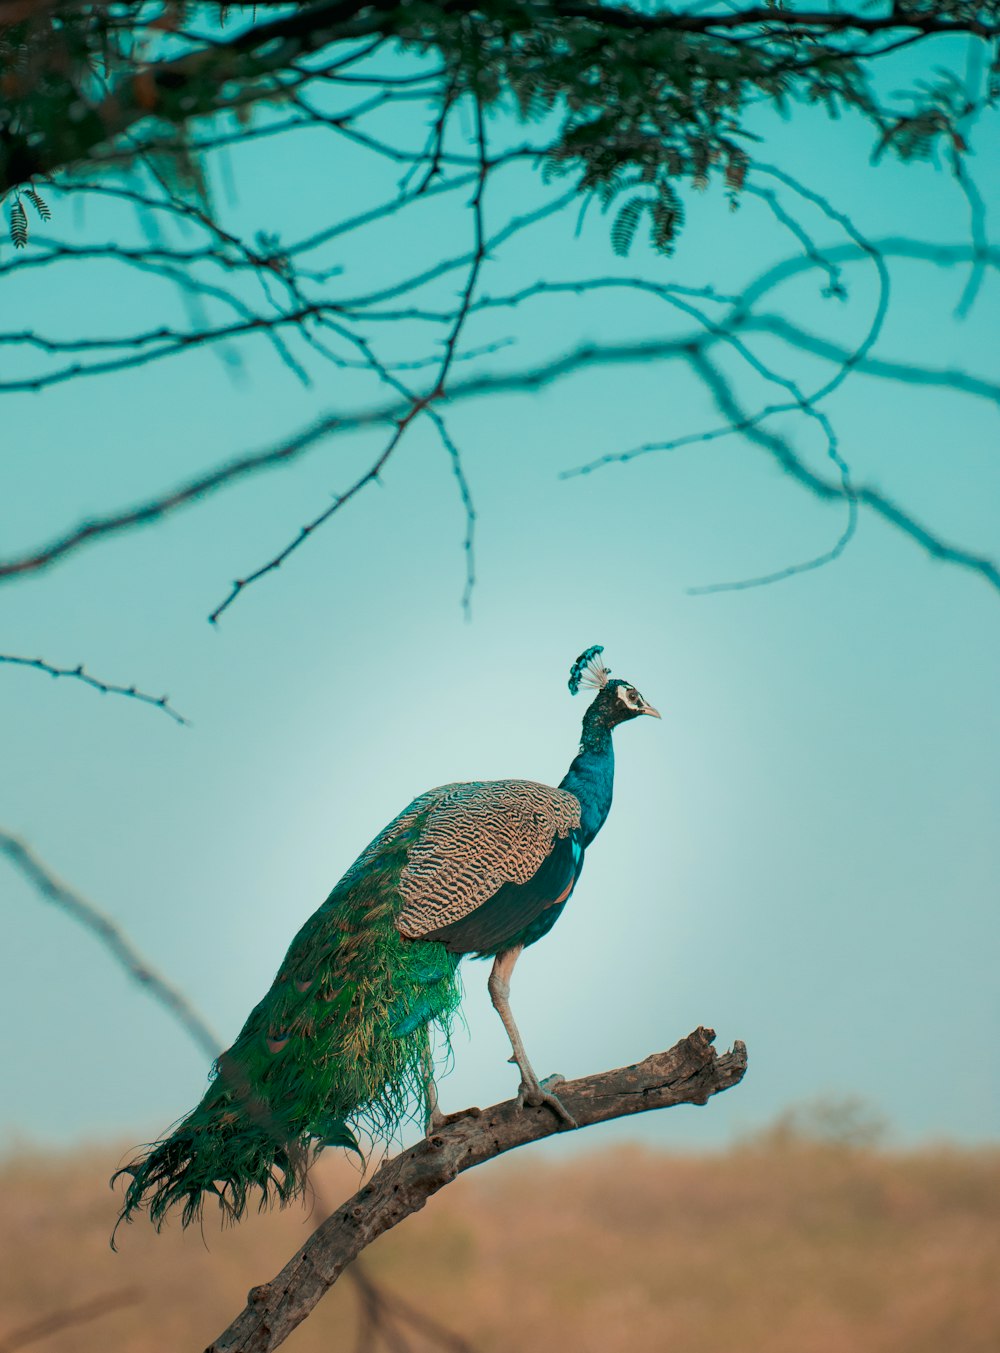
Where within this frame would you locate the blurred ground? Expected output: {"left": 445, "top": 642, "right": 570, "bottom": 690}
{"left": 2, "top": 1120, "right": 1000, "bottom": 1353}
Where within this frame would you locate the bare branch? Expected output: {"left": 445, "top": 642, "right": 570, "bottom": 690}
{"left": 0, "top": 654, "right": 189, "bottom": 726}
{"left": 207, "top": 1027, "right": 747, "bottom": 1353}
{"left": 0, "top": 404, "right": 396, "bottom": 585}
{"left": 548, "top": 2, "right": 1000, "bottom": 41}
{"left": 435, "top": 98, "right": 489, "bottom": 393}
{"left": 4, "top": 314, "right": 997, "bottom": 602}
{"left": 206, "top": 405, "right": 426, "bottom": 625}
{"left": 0, "top": 830, "right": 220, "bottom": 1061}
{"left": 0, "top": 1291, "right": 140, "bottom": 1353}
{"left": 687, "top": 348, "right": 1000, "bottom": 596}
{"left": 740, "top": 315, "right": 1000, "bottom": 405}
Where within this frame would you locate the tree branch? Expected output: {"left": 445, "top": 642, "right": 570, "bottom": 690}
{"left": 548, "top": 2, "right": 1000, "bottom": 41}
{"left": 0, "top": 829, "right": 219, "bottom": 1061}
{"left": 0, "top": 1291, "right": 140, "bottom": 1353}
{"left": 4, "top": 0, "right": 996, "bottom": 193}
{"left": 5, "top": 314, "right": 997, "bottom": 604}
{"left": 207, "top": 1026, "right": 747, "bottom": 1353}
{"left": 0, "top": 654, "right": 189, "bottom": 725}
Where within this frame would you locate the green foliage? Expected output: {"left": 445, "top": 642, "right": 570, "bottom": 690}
{"left": 874, "top": 69, "right": 975, "bottom": 164}
{"left": 393, "top": 3, "right": 996, "bottom": 252}
{"left": 6, "top": 184, "right": 52, "bottom": 248}
{"left": 23, "top": 185, "right": 50, "bottom": 221}
{"left": 0, "top": 0, "right": 997, "bottom": 257}
{"left": 609, "top": 181, "right": 685, "bottom": 258}
{"left": 611, "top": 194, "right": 647, "bottom": 257}
{"left": 8, "top": 196, "right": 27, "bottom": 248}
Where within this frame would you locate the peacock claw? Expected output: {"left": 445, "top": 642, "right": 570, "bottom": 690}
{"left": 426, "top": 1105, "right": 482, "bottom": 1134}
{"left": 517, "top": 1076, "right": 577, "bottom": 1129}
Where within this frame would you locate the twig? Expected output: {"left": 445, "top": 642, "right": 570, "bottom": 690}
{"left": 207, "top": 394, "right": 435, "bottom": 625}
{"left": 953, "top": 155, "right": 989, "bottom": 320}
{"left": 207, "top": 1028, "right": 747, "bottom": 1353}
{"left": 677, "top": 163, "right": 884, "bottom": 593}
{"left": 435, "top": 98, "right": 489, "bottom": 393}
{"left": 687, "top": 348, "right": 1000, "bottom": 594}
{"left": 3, "top": 322, "right": 997, "bottom": 600}
{"left": 0, "top": 654, "right": 189, "bottom": 726}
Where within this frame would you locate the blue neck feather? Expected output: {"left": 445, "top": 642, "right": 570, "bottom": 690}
{"left": 559, "top": 705, "right": 615, "bottom": 846}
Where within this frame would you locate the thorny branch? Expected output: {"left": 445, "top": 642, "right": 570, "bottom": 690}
{"left": 2, "top": 72, "right": 996, "bottom": 612}
{"left": 0, "top": 654, "right": 189, "bottom": 725}
{"left": 206, "top": 96, "right": 490, "bottom": 625}
{"left": 3, "top": 231, "right": 998, "bottom": 609}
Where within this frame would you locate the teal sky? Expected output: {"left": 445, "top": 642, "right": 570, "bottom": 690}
{"left": 1, "top": 36, "right": 998, "bottom": 1162}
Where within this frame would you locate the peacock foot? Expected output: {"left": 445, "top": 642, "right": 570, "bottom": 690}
{"left": 517, "top": 1072, "right": 577, "bottom": 1129}
{"left": 426, "top": 1105, "right": 483, "bottom": 1134}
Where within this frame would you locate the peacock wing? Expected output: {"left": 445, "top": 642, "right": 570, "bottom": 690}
{"left": 393, "top": 779, "right": 582, "bottom": 945}
{"left": 213, "top": 788, "right": 466, "bottom": 1141}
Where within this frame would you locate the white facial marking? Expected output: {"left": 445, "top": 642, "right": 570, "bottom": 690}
{"left": 616, "top": 685, "right": 642, "bottom": 710}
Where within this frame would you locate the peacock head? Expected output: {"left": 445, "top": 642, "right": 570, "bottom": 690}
{"left": 568, "top": 645, "right": 660, "bottom": 727}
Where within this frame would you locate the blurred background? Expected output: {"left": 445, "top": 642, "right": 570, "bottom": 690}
{"left": 1, "top": 7, "right": 998, "bottom": 1350}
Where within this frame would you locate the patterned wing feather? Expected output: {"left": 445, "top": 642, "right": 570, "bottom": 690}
{"left": 394, "top": 779, "right": 581, "bottom": 939}
{"left": 419, "top": 830, "right": 582, "bottom": 955}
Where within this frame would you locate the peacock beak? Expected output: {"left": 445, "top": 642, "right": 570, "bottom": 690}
{"left": 641, "top": 702, "right": 661, "bottom": 719}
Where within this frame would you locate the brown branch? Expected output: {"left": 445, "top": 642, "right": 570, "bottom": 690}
{"left": 0, "top": 0, "right": 401, "bottom": 192}
{"left": 2, "top": 0, "right": 995, "bottom": 193}
{"left": 547, "top": 1, "right": 1000, "bottom": 41}
{"left": 207, "top": 1027, "right": 747, "bottom": 1353}
{"left": 0, "top": 1290, "right": 140, "bottom": 1353}
{"left": 435, "top": 99, "right": 488, "bottom": 393}
{"left": 0, "top": 654, "right": 189, "bottom": 725}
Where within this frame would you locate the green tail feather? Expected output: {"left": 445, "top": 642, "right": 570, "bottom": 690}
{"left": 112, "top": 817, "right": 461, "bottom": 1239}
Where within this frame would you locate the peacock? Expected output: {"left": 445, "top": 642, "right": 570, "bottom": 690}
{"left": 113, "top": 645, "right": 659, "bottom": 1234}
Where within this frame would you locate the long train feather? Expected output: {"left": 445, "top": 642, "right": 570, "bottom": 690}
{"left": 112, "top": 814, "right": 461, "bottom": 1238}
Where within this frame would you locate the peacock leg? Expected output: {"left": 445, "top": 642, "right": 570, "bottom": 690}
{"left": 422, "top": 1040, "right": 446, "bottom": 1134}
{"left": 422, "top": 1033, "right": 482, "bottom": 1135}
{"left": 488, "top": 946, "right": 577, "bottom": 1129}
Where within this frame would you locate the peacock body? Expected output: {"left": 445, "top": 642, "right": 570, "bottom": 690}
{"left": 114, "top": 646, "right": 659, "bottom": 1234}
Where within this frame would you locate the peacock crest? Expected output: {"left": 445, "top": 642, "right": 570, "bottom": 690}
{"left": 568, "top": 644, "right": 611, "bottom": 695}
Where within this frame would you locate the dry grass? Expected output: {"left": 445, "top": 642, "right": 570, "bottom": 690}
{"left": 2, "top": 1129, "right": 999, "bottom": 1352}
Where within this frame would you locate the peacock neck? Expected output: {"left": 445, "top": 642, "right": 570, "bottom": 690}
{"left": 559, "top": 707, "right": 615, "bottom": 846}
